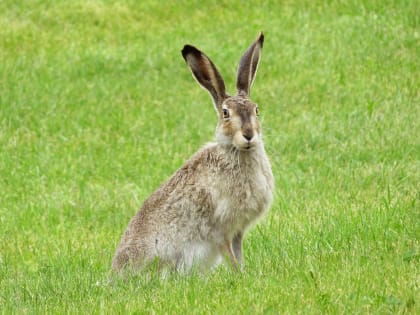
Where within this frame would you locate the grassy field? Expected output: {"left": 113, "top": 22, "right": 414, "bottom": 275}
{"left": 0, "top": 0, "right": 418, "bottom": 313}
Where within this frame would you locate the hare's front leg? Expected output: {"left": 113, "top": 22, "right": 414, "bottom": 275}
{"left": 220, "top": 240, "right": 239, "bottom": 271}
{"left": 220, "top": 233, "right": 244, "bottom": 271}
{"left": 232, "top": 232, "right": 244, "bottom": 268}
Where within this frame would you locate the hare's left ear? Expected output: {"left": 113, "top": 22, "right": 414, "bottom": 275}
{"left": 182, "top": 45, "right": 227, "bottom": 112}
{"left": 236, "top": 32, "right": 264, "bottom": 97}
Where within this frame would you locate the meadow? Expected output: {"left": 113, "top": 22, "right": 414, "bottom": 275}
{"left": 0, "top": 0, "right": 418, "bottom": 313}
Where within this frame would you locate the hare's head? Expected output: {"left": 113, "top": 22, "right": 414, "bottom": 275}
{"left": 182, "top": 33, "right": 264, "bottom": 151}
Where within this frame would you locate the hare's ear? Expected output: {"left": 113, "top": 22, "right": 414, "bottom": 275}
{"left": 182, "top": 45, "right": 227, "bottom": 111}
{"left": 236, "top": 32, "right": 264, "bottom": 97}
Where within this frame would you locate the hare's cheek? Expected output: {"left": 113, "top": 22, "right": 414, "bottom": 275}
{"left": 233, "top": 131, "right": 246, "bottom": 147}
{"left": 255, "top": 122, "right": 261, "bottom": 136}
{"left": 221, "top": 121, "right": 236, "bottom": 137}
{"left": 250, "top": 116, "right": 261, "bottom": 134}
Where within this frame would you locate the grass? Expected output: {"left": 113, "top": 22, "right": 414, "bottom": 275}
{"left": 0, "top": 0, "right": 418, "bottom": 313}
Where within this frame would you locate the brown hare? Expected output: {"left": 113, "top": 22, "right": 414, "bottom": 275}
{"left": 112, "top": 33, "right": 274, "bottom": 274}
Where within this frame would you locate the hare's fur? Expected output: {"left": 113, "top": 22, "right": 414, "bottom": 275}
{"left": 112, "top": 33, "right": 274, "bottom": 273}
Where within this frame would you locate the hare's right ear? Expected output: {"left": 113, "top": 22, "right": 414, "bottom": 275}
{"left": 182, "top": 45, "right": 227, "bottom": 111}
{"left": 236, "top": 32, "right": 264, "bottom": 97}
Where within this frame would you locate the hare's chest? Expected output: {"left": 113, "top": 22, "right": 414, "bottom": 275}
{"left": 213, "top": 167, "right": 273, "bottom": 230}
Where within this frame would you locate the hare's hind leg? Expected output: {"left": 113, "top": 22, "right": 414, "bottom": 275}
{"left": 112, "top": 247, "right": 130, "bottom": 272}
{"left": 112, "top": 243, "right": 148, "bottom": 272}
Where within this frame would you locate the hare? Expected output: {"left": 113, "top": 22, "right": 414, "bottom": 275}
{"left": 112, "top": 33, "right": 274, "bottom": 274}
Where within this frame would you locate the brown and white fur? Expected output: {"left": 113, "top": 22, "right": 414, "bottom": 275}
{"left": 112, "top": 33, "right": 274, "bottom": 274}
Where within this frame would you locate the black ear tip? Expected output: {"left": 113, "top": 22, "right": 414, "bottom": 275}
{"left": 258, "top": 32, "right": 265, "bottom": 47}
{"left": 182, "top": 45, "right": 201, "bottom": 60}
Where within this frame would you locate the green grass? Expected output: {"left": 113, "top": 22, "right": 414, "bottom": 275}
{"left": 0, "top": 0, "right": 418, "bottom": 313}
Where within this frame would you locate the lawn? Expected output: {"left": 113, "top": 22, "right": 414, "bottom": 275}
{"left": 0, "top": 0, "right": 418, "bottom": 313}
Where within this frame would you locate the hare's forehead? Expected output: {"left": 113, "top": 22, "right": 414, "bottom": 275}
{"left": 222, "top": 97, "right": 256, "bottom": 111}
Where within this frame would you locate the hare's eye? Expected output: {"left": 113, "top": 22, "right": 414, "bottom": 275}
{"left": 222, "top": 108, "right": 230, "bottom": 119}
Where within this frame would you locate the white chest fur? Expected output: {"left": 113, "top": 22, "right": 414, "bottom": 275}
{"left": 212, "top": 145, "right": 274, "bottom": 235}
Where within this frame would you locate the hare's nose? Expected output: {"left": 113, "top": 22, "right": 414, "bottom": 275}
{"left": 242, "top": 124, "right": 254, "bottom": 141}
{"left": 243, "top": 133, "right": 253, "bottom": 142}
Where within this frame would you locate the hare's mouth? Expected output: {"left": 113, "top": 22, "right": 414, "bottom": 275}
{"left": 235, "top": 142, "right": 257, "bottom": 151}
